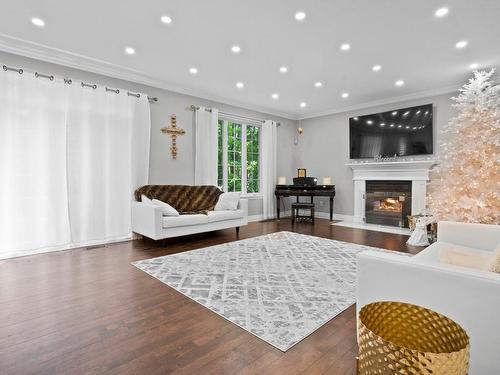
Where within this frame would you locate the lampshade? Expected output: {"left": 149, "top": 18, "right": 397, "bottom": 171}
{"left": 322, "top": 177, "right": 332, "bottom": 185}
{"left": 278, "top": 176, "right": 287, "bottom": 185}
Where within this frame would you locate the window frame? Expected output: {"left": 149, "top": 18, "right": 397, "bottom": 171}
{"left": 218, "top": 119, "right": 262, "bottom": 198}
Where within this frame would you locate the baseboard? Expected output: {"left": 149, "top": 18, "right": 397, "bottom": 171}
{"left": 248, "top": 211, "right": 353, "bottom": 222}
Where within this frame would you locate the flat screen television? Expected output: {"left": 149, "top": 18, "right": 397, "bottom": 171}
{"left": 349, "top": 104, "right": 433, "bottom": 159}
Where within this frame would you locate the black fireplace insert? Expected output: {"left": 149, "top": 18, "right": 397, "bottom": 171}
{"left": 365, "top": 180, "right": 412, "bottom": 227}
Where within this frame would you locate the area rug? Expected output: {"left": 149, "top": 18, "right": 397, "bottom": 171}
{"left": 132, "top": 231, "right": 408, "bottom": 351}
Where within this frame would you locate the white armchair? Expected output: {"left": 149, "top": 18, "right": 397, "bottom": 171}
{"left": 357, "top": 221, "right": 500, "bottom": 375}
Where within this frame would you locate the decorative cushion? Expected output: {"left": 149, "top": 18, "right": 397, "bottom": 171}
{"left": 488, "top": 242, "right": 500, "bottom": 273}
{"left": 214, "top": 192, "right": 241, "bottom": 211}
{"left": 141, "top": 194, "right": 153, "bottom": 205}
{"left": 152, "top": 199, "right": 179, "bottom": 217}
{"left": 438, "top": 245, "right": 493, "bottom": 271}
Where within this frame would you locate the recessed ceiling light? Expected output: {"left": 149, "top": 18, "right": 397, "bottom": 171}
{"left": 341, "top": 92, "right": 349, "bottom": 98}
{"left": 455, "top": 40, "right": 467, "bottom": 49}
{"left": 189, "top": 67, "right": 198, "bottom": 75}
{"left": 392, "top": 111, "right": 398, "bottom": 116}
{"left": 231, "top": 45, "right": 241, "bottom": 53}
{"left": 390, "top": 124, "right": 395, "bottom": 127}
{"left": 372, "top": 65, "right": 382, "bottom": 72}
{"left": 340, "top": 43, "right": 351, "bottom": 51}
{"left": 403, "top": 111, "right": 410, "bottom": 117}
{"left": 161, "top": 15, "right": 172, "bottom": 24}
{"left": 272, "top": 93, "right": 279, "bottom": 100}
{"left": 413, "top": 127, "right": 417, "bottom": 130}
{"left": 416, "top": 110, "right": 421, "bottom": 114}
{"left": 314, "top": 81, "right": 323, "bottom": 88}
{"left": 405, "top": 126, "right": 410, "bottom": 129}
{"left": 435, "top": 7, "right": 449, "bottom": 18}
{"left": 125, "top": 47, "right": 135, "bottom": 55}
{"left": 353, "top": 117, "right": 359, "bottom": 120}
{"left": 31, "top": 17, "right": 45, "bottom": 27}
{"left": 236, "top": 82, "right": 244, "bottom": 89}
{"left": 295, "top": 11, "right": 306, "bottom": 21}
{"left": 380, "top": 123, "right": 385, "bottom": 127}
{"left": 395, "top": 80, "right": 405, "bottom": 87}
{"left": 398, "top": 125, "right": 402, "bottom": 128}
{"left": 469, "top": 63, "right": 479, "bottom": 69}
{"left": 279, "top": 66, "right": 288, "bottom": 74}
{"left": 300, "top": 102, "right": 307, "bottom": 108}
{"left": 366, "top": 120, "right": 373, "bottom": 125}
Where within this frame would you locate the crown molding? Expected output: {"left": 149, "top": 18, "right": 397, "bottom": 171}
{"left": 0, "top": 33, "right": 297, "bottom": 121}
{"left": 296, "top": 85, "right": 460, "bottom": 120}
{"left": 0, "top": 33, "right": 463, "bottom": 123}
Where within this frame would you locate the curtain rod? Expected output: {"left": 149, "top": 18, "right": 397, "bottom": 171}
{"left": 186, "top": 104, "right": 281, "bottom": 126}
{"left": 2, "top": 64, "right": 159, "bottom": 104}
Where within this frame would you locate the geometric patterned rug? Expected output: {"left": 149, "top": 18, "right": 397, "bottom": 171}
{"left": 132, "top": 231, "right": 409, "bottom": 351}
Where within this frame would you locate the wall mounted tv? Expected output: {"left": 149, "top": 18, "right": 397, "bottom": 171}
{"left": 349, "top": 104, "right": 433, "bottom": 159}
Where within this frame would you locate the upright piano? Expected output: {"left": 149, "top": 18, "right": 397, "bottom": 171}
{"left": 275, "top": 177, "right": 336, "bottom": 221}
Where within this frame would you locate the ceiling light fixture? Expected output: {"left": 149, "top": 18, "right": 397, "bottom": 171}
{"left": 341, "top": 92, "right": 349, "bottom": 98}
{"left": 390, "top": 124, "right": 395, "bottom": 127}
{"left": 272, "top": 93, "right": 279, "bottom": 100}
{"left": 380, "top": 123, "right": 385, "bottom": 127}
{"left": 469, "top": 63, "right": 479, "bottom": 69}
{"left": 372, "top": 65, "right": 382, "bottom": 72}
{"left": 435, "top": 7, "right": 449, "bottom": 18}
{"left": 392, "top": 111, "right": 398, "bottom": 116}
{"left": 398, "top": 125, "right": 402, "bottom": 128}
{"left": 455, "top": 40, "right": 467, "bottom": 49}
{"left": 300, "top": 102, "right": 307, "bottom": 108}
{"left": 314, "top": 81, "right": 323, "bottom": 88}
{"left": 366, "top": 120, "right": 373, "bottom": 125}
{"left": 231, "top": 45, "right": 241, "bottom": 53}
{"left": 295, "top": 11, "right": 306, "bottom": 21}
{"left": 161, "top": 15, "right": 172, "bottom": 24}
{"left": 403, "top": 111, "right": 410, "bottom": 116}
{"left": 395, "top": 80, "right": 405, "bottom": 87}
{"left": 31, "top": 17, "right": 45, "bottom": 27}
{"left": 340, "top": 43, "right": 351, "bottom": 51}
{"left": 189, "top": 67, "right": 198, "bottom": 75}
{"left": 236, "top": 82, "right": 244, "bottom": 89}
{"left": 125, "top": 47, "right": 135, "bottom": 55}
{"left": 279, "top": 66, "right": 288, "bottom": 73}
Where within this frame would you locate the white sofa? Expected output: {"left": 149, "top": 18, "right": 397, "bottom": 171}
{"left": 357, "top": 221, "right": 500, "bottom": 375}
{"left": 132, "top": 198, "right": 248, "bottom": 240}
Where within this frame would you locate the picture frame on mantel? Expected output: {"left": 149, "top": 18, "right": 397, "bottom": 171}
{"left": 297, "top": 169, "right": 307, "bottom": 178}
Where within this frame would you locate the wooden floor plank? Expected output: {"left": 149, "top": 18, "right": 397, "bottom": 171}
{"left": 0, "top": 218, "right": 422, "bottom": 375}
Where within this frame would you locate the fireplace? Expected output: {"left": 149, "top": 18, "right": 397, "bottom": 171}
{"left": 365, "top": 180, "right": 412, "bottom": 227}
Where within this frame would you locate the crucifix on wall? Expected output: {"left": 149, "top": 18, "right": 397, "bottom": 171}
{"left": 161, "top": 114, "right": 185, "bottom": 159}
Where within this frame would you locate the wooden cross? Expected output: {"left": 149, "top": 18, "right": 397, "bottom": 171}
{"left": 161, "top": 114, "right": 185, "bottom": 159}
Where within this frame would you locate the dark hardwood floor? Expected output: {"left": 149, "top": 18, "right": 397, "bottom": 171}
{"left": 0, "top": 218, "right": 423, "bottom": 375}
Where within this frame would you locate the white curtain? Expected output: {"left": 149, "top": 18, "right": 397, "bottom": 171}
{"left": 194, "top": 107, "right": 219, "bottom": 185}
{"left": 0, "top": 72, "right": 150, "bottom": 259}
{"left": 66, "top": 85, "right": 150, "bottom": 245}
{"left": 0, "top": 71, "right": 71, "bottom": 258}
{"left": 261, "top": 120, "right": 277, "bottom": 219}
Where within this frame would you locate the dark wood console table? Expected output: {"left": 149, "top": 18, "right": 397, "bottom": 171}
{"left": 275, "top": 184, "right": 336, "bottom": 221}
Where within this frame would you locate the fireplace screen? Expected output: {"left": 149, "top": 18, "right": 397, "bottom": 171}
{"left": 365, "top": 181, "right": 412, "bottom": 227}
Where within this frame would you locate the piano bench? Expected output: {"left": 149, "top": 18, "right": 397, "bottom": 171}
{"left": 291, "top": 202, "right": 315, "bottom": 224}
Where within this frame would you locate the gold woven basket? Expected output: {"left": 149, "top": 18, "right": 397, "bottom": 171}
{"left": 358, "top": 301, "right": 469, "bottom": 375}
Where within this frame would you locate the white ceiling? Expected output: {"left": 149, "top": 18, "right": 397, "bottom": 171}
{"left": 1, "top": 0, "right": 499, "bottom": 119}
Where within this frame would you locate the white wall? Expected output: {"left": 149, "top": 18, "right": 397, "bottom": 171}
{"left": 293, "top": 93, "right": 456, "bottom": 216}
{"left": 0, "top": 51, "right": 298, "bottom": 217}
{"left": 1, "top": 50, "right": 459, "bottom": 219}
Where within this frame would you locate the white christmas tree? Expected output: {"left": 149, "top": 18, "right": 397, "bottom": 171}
{"left": 427, "top": 69, "right": 500, "bottom": 224}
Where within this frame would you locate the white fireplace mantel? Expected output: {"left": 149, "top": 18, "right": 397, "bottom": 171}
{"left": 346, "top": 160, "right": 436, "bottom": 223}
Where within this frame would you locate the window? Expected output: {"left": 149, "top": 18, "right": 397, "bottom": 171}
{"left": 217, "top": 119, "right": 260, "bottom": 195}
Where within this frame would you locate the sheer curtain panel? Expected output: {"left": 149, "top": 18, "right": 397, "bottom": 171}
{"left": 194, "top": 107, "right": 219, "bottom": 185}
{"left": 261, "top": 120, "right": 277, "bottom": 219}
{"left": 0, "top": 72, "right": 150, "bottom": 259}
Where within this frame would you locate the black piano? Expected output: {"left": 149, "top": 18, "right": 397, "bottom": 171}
{"left": 275, "top": 177, "right": 336, "bottom": 221}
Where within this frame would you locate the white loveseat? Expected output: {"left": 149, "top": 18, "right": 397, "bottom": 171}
{"left": 131, "top": 198, "right": 248, "bottom": 240}
{"left": 357, "top": 221, "right": 500, "bottom": 375}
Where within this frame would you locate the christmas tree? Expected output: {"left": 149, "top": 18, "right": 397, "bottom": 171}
{"left": 427, "top": 69, "right": 500, "bottom": 224}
